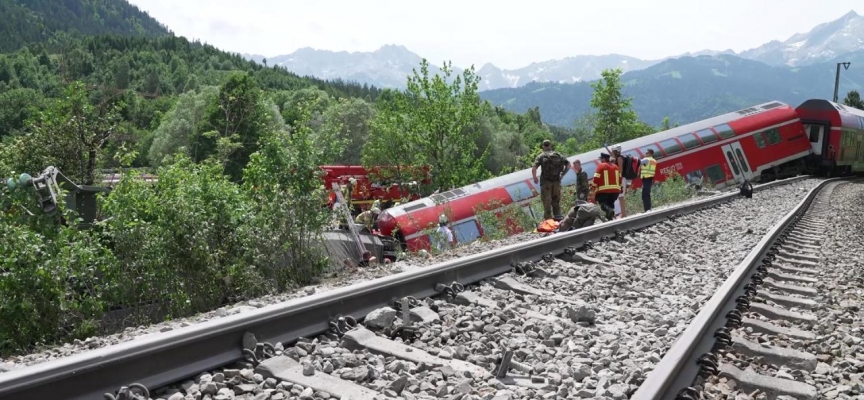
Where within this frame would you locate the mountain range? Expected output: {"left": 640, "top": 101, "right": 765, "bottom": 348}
{"left": 245, "top": 10, "right": 864, "bottom": 92}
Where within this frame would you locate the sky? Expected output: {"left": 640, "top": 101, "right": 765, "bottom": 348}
{"left": 127, "top": 0, "right": 861, "bottom": 70}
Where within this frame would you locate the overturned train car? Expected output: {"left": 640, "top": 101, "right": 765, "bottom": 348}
{"left": 378, "top": 99, "right": 864, "bottom": 251}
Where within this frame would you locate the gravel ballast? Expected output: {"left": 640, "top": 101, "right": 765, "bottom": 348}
{"left": 131, "top": 180, "right": 824, "bottom": 400}
{"left": 702, "top": 181, "right": 864, "bottom": 400}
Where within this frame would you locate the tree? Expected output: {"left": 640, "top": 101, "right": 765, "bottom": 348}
{"left": 588, "top": 68, "right": 642, "bottom": 147}
{"left": 317, "top": 97, "right": 375, "bottom": 165}
{"left": 192, "top": 73, "right": 269, "bottom": 181}
{"left": 7, "top": 81, "right": 121, "bottom": 184}
{"left": 363, "top": 59, "right": 488, "bottom": 192}
{"left": 148, "top": 86, "right": 218, "bottom": 167}
{"left": 844, "top": 90, "right": 864, "bottom": 109}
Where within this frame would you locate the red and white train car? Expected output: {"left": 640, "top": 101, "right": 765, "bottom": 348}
{"left": 795, "top": 99, "right": 864, "bottom": 175}
{"left": 378, "top": 100, "right": 815, "bottom": 251}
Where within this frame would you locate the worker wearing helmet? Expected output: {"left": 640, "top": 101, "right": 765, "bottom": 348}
{"left": 610, "top": 144, "right": 628, "bottom": 218}
{"left": 355, "top": 207, "right": 380, "bottom": 233}
{"left": 592, "top": 153, "right": 621, "bottom": 221}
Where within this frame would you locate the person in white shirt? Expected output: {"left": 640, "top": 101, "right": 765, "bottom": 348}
{"left": 433, "top": 214, "right": 454, "bottom": 251}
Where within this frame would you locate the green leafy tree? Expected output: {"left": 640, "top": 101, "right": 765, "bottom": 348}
{"left": 148, "top": 86, "right": 218, "bottom": 167}
{"left": 192, "top": 73, "right": 268, "bottom": 180}
{"left": 589, "top": 68, "right": 642, "bottom": 148}
{"left": 363, "top": 59, "right": 488, "bottom": 192}
{"left": 844, "top": 90, "right": 864, "bottom": 109}
{"left": 242, "top": 105, "right": 332, "bottom": 287}
{"left": 7, "top": 81, "right": 121, "bottom": 184}
{"left": 318, "top": 97, "right": 375, "bottom": 165}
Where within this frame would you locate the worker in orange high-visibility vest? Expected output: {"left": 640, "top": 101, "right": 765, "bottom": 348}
{"left": 640, "top": 149, "right": 657, "bottom": 211}
{"left": 592, "top": 153, "right": 621, "bottom": 221}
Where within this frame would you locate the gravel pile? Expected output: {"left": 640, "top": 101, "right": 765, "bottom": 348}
{"left": 703, "top": 181, "right": 864, "bottom": 400}
{"left": 134, "top": 180, "right": 822, "bottom": 400}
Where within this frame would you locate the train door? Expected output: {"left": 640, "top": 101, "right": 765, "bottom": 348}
{"left": 720, "top": 142, "right": 752, "bottom": 183}
{"left": 804, "top": 124, "right": 825, "bottom": 156}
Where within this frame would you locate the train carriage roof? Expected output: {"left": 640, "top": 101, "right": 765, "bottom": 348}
{"left": 386, "top": 100, "right": 794, "bottom": 216}
{"left": 796, "top": 99, "right": 864, "bottom": 131}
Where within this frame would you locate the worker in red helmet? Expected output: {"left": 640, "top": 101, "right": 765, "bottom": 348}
{"left": 592, "top": 153, "right": 621, "bottom": 221}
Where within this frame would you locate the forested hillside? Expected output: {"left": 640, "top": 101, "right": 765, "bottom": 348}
{"left": 0, "top": 0, "right": 171, "bottom": 52}
{"left": 481, "top": 52, "right": 864, "bottom": 126}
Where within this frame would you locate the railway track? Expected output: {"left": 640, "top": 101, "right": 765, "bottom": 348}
{"left": 634, "top": 179, "right": 861, "bottom": 400}
{"left": 0, "top": 177, "right": 832, "bottom": 400}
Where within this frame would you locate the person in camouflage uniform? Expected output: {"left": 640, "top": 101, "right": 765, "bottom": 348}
{"left": 573, "top": 159, "right": 589, "bottom": 201}
{"left": 532, "top": 140, "right": 570, "bottom": 220}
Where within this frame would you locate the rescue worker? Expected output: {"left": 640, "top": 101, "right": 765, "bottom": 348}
{"left": 592, "top": 153, "right": 622, "bottom": 221}
{"left": 355, "top": 207, "right": 380, "bottom": 233}
{"left": 640, "top": 149, "right": 657, "bottom": 211}
{"left": 611, "top": 145, "right": 627, "bottom": 217}
{"left": 532, "top": 140, "right": 571, "bottom": 220}
{"left": 573, "top": 159, "right": 589, "bottom": 201}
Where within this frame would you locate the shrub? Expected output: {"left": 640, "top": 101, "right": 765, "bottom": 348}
{"left": 99, "top": 157, "right": 260, "bottom": 323}
{"left": 0, "top": 184, "right": 114, "bottom": 354}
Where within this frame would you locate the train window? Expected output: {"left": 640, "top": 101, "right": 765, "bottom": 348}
{"left": 765, "top": 128, "right": 783, "bottom": 145}
{"left": 714, "top": 124, "right": 736, "bottom": 139}
{"left": 808, "top": 126, "right": 819, "bottom": 142}
{"left": 452, "top": 220, "right": 481, "bottom": 244}
{"left": 639, "top": 144, "right": 663, "bottom": 159}
{"left": 505, "top": 182, "right": 534, "bottom": 202}
{"left": 658, "top": 139, "right": 683, "bottom": 155}
{"left": 677, "top": 133, "right": 700, "bottom": 149}
{"left": 705, "top": 164, "right": 725, "bottom": 183}
{"left": 726, "top": 151, "right": 740, "bottom": 175}
{"left": 735, "top": 149, "right": 750, "bottom": 172}
{"left": 753, "top": 133, "right": 766, "bottom": 149}
{"left": 696, "top": 129, "right": 719, "bottom": 144}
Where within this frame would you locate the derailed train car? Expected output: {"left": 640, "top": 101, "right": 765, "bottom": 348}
{"left": 377, "top": 99, "right": 864, "bottom": 252}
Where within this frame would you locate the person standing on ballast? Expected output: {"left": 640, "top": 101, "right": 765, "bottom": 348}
{"left": 532, "top": 140, "right": 570, "bottom": 220}
{"left": 640, "top": 149, "right": 657, "bottom": 211}
{"left": 592, "top": 153, "right": 622, "bottom": 220}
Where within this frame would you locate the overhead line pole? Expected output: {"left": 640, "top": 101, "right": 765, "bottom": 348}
{"left": 833, "top": 62, "right": 851, "bottom": 102}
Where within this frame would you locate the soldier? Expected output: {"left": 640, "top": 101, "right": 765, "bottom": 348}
{"left": 532, "top": 140, "right": 571, "bottom": 220}
{"left": 573, "top": 159, "right": 589, "bottom": 201}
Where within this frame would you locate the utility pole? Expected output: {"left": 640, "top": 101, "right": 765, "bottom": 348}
{"left": 833, "top": 62, "right": 851, "bottom": 102}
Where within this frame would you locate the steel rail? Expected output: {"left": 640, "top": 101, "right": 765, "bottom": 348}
{"left": 631, "top": 177, "right": 841, "bottom": 400}
{"left": 0, "top": 176, "right": 812, "bottom": 400}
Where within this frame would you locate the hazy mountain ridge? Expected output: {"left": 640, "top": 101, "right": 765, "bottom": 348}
{"left": 246, "top": 10, "right": 863, "bottom": 91}
{"left": 479, "top": 51, "right": 864, "bottom": 127}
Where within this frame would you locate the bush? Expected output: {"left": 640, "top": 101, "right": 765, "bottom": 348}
{"left": 242, "top": 113, "right": 331, "bottom": 289}
{"left": 0, "top": 185, "right": 114, "bottom": 354}
{"left": 99, "top": 157, "right": 261, "bottom": 323}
